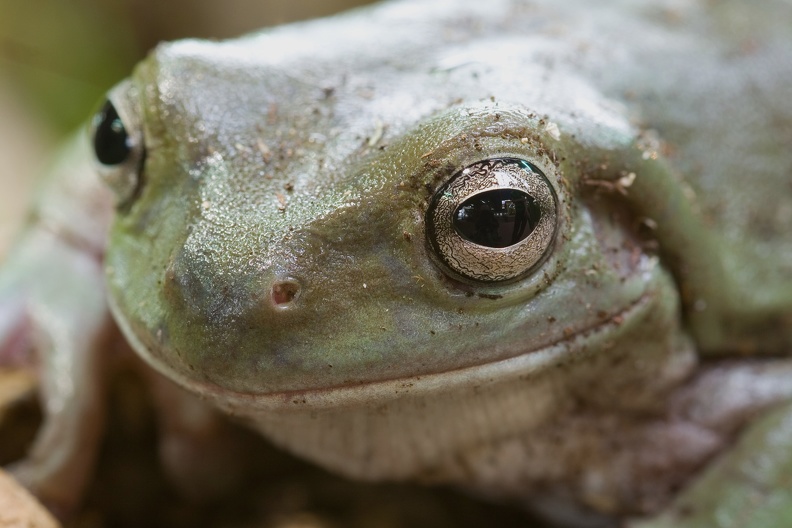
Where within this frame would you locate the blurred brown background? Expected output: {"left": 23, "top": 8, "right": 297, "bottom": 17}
{"left": 0, "top": 0, "right": 374, "bottom": 253}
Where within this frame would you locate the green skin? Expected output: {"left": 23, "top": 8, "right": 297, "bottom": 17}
{"left": 1, "top": 0, "right": 792, "bottom": 526}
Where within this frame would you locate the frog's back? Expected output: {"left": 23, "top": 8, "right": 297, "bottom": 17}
{"left": 567, "top": 0, "right": 792, "bottom": 314}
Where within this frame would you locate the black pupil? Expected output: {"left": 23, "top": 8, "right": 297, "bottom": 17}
{"left": 453, "top": 189, "right": 541, "bottom": 248}
{"left": 93, "top": 100, "right": 130, "bottom": 165}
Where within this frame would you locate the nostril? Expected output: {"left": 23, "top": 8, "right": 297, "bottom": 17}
{"left": 270, "top": 279, "right": 301, "bottom": 307}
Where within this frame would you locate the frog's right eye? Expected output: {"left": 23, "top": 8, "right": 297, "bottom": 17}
{"left": 91, "top": 98, "right": 145, "bottom": 205}
{"left": 426, "top": 158, "right": 558, "bottom": 283}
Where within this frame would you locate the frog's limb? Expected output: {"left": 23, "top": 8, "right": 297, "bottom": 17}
{"left": 628, "top": 399, "right": 792, "bottom": 528}
{"left": 144, "top": 367, "right": 253, "bottom": 499}
{"left": 578, "top": 140, "right": 789, "bottom": 354}
{"left": 0, "top": 132, "right": 115, "bottom": 516}
{"left": 4, "top": 229, "right": 111, "bottom": 517}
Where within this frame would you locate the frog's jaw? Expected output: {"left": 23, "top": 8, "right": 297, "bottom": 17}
{"left": 138, "top": 267, "right": 694, "bottom": 488}
{"left": 106, "top": 276, "right": 696, "bottom": 524}
{"left": 116, "top": 280, "right": 662, "bottom": 409}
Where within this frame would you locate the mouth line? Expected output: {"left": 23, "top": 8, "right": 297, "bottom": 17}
{"left": 138, "top": 289, "right": 654, "bottom": 411}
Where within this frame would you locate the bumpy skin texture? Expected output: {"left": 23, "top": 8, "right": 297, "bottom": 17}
{"left": 2, "top": 0, "right": 792, "bottom": 526}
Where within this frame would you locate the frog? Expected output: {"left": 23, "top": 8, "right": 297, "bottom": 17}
{"left": 2, "top": 0, "right": 792, "bottom": 526}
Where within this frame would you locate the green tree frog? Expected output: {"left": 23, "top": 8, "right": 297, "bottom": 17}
{"left": 2, "top": 0, "right": 792, "bottom": 526}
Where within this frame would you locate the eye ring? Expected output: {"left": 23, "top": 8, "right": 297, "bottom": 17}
{"left": 426, "top": 157, "right": 558, "bottom": 283}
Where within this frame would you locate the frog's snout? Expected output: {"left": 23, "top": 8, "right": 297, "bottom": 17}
{"left": 163, "top": 243, "right": 302, "bottom": 329}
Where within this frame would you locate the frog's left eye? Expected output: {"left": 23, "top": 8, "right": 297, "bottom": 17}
{"left": 91, "top": 96, "right": 145, "bottom": 205}
{"left": 426, "top": 158, "right": 558, "bottom": 283}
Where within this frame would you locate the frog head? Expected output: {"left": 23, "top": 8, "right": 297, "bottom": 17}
{"left": 93, "top": 10, "right": 709, "bottom": 410}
